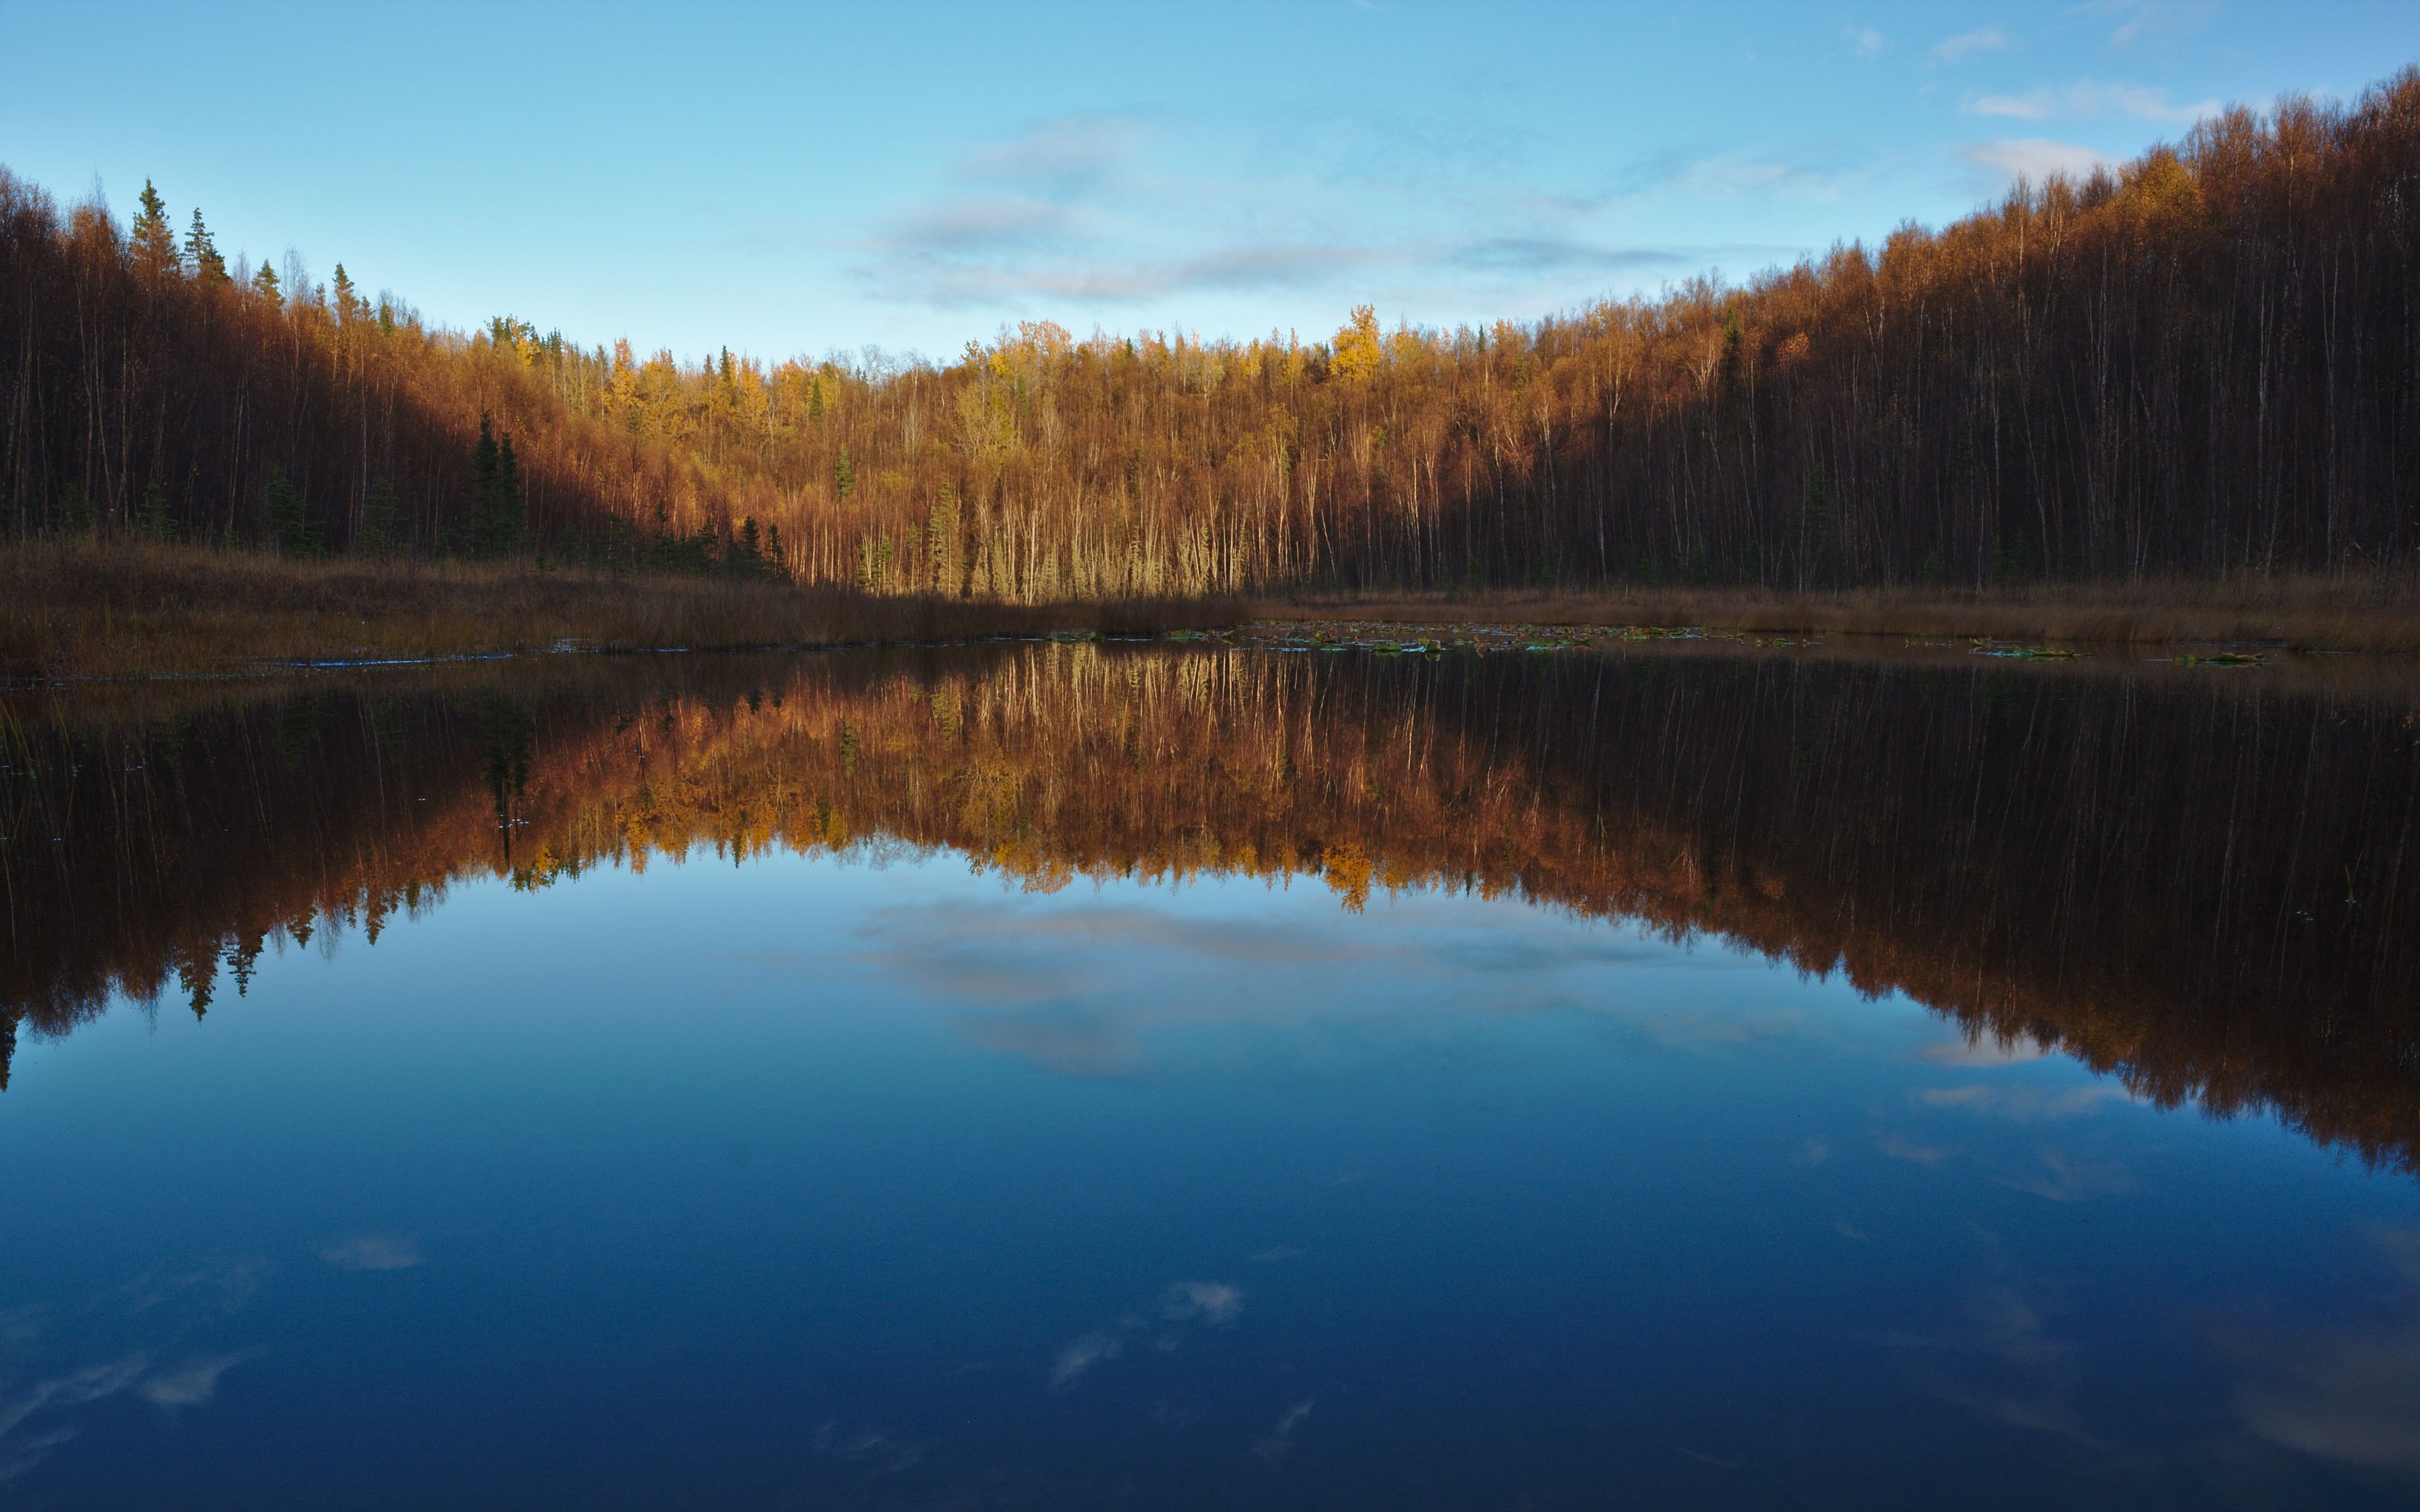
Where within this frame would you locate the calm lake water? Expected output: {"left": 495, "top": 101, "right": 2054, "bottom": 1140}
{"left": 4, "top": 641, "right": 2419, "bottom": 1509}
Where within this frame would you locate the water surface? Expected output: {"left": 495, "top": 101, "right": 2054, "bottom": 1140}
{"left": 4, "top": 643, "right": 2417, "bottom": 1508}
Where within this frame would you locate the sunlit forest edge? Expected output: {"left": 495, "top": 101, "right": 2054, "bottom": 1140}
{"left": 3, "top": 68, "right": 2416, "bottom": 667}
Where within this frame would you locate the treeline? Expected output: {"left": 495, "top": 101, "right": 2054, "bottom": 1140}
{"left": 3, "top": 67, "right": 2416, "bottom": 595}
{"left": 5, "top": 646, "right": 2414, "bottom": 1166}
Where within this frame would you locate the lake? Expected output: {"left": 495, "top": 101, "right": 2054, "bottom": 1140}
{"left": 4, "top": 638, "right": 2418, "bottom": 1509}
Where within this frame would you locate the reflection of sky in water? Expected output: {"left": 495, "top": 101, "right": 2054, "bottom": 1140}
{"left": 4, "top": 849, "right": 2418, "bottom": 1508}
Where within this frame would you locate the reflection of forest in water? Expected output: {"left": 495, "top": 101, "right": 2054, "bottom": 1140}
{"left": 5, "top": 644, "right": 2416, "bottom": 1166}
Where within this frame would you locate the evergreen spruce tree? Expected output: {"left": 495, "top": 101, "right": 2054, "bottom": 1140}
{"left": 736, "top": 516, "right": 763, "bottom": 577}
{"left": 183, "top": 209, "right": 226, "bottom": 284}
{"left": 361, "top": 475, "right": 398, "bottom": 554}
{"left": 468, "top": 415, "right": 527, "bottom": 558}
{"left": 263, "top": 467, "right": 318, "bottom": 554}
{"left": 130, "top": 179, "right": 176, "bottom": 279}
{"left": 498, "top": 435, "right": 526, "bottom": 551}
{"left": 251, "top": 259, "right": 281, "bottom": 304}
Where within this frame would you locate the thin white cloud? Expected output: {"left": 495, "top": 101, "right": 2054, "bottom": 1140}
{"left": 2077, "top": 0, "right": 2219, "bottom": 48}
{"left": 1962, "top": 138, "right": 2119, "bottom": 186}
{"left": 1843, "top": 24, "right": 1884, "bottom": 58}
{"left": 1969, "top": 80, "right": 2218, "bottom": 123}
{"left": 1931, "top": 28, "right": 2013, "bottom": 63}
{"left": 956, "top": 115, "right": 1143, "bottom": 194}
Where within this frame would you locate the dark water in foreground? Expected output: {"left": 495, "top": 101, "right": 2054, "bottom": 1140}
{"left": 4, "top": 642, "right": 2419, "bottom": 1509}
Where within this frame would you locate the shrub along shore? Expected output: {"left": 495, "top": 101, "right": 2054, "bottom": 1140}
{"left": 6, "top": 539, "right": 2417, "bottom": 682}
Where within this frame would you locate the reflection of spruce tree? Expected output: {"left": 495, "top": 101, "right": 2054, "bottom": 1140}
{"left": 0, "top": 1008, "right": 15, "bottom": 1092}
{"left": 226, "top": 933, "right": 263, "bottom": 997}
{"left": 173, "top": 942, "right": 218, "bottom": 1021}
{"left": 483, "top": 698, "right": 536, "bottom": 859}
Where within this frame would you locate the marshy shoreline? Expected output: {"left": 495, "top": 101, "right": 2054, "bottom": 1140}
{"left": 8, "top": 538, "right": 2420, "bottom": 683}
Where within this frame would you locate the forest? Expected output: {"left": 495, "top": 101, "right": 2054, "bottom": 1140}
{"left": 1, "top": 67, "right": 2414, "bottom": 600}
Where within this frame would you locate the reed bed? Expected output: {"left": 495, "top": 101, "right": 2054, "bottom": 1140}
{"left": 0, "top": 539, "right": 1242, "bottom": 680}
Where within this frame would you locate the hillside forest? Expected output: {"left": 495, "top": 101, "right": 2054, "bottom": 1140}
{"left": 1, "top": 67, "right": 2414, "bottom": 600}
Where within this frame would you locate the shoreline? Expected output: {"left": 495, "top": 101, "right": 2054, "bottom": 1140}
{"left": 1248, "top": 578, "right": 2420, "bottom": 654}
{"left": 9, "top": 540, "right": 2420, "bottom": 682}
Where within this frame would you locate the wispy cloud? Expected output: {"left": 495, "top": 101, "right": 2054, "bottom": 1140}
{"left": 956, "top": 114, "right": 1145, "bottom": 195}
{"left": 1968, "top": 79, "right": 2218, "bottom": 123}
{"left": 1843, "top": 24, "right": 1885, "bottom": 58}
{"left": 2075, "top": 0, "right": 2219, "bottom": 49}
{"left": 1962, "top": 137, "right": 2120, "bottom": 186}
{"left": 1450, "top": 237, "right": 1691, "bottom": 275}
{"left": 1931, "top": 28, "right": 2014, "bottom": 64}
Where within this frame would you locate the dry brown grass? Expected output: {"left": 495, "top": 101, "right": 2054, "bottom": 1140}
{"left": 1253, "top": 575, "right": 2420, "bottom": 652}
{"left": 0, "top": 539, "right": 1243, "bottom": 680}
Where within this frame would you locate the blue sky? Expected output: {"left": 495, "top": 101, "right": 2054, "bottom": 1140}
{"left": 1, "top": 1, "right": 2410, "bottom": 364}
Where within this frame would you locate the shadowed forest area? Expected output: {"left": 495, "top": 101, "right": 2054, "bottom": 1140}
{"left": 3, "top": 71, "right": 2416, "bottom": 609}
{"left": 5, "top": 644, "right": 2414, "bottom": 1170}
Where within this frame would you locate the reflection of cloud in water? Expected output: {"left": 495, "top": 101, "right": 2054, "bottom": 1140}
{"left": 1051, "top": 1332, "right": 1124, "bottom": 1387}
{"left": 1163, "top": 1281, "right": 1243, "bottom": 1324}
{"left": 139, "top": 1350, "right": 260, "bottom": 1409}
{"left": 1252, "top": 1399, "right": 1315, "bottom": 1466}
{"left": 1917, "top": 1033, "right": 2052, "bottom": 1067}
{"left": 1054, "top": 1279, "right": 1247, "bottom": 1388}
{"left": 0, "top": 1260, "right": 267, "bottom": 1485}
{"left": 1918, "top": 1084, "right": 2133, "bottom": 1120}
{"left": 2227, "top": 1228, "right": 2420, "bottom": 1471}
{"left": 1881, "top": 1274, "right": 2111, "bottom": 1454}
{"left": 1876, "top": 1135, "right": 1957, "bottom": 1166}
{"left": 320, "top": 1235, "right": 423, "bottom": 1271}
{"left": 1990, "top": 1147, "right": 2136, "bottom": 1203}
{"left": 842, "top": 888, "right": 1829, "bottom": 1076}
{"left": 961, "top": 1005, "right": 1136, "bottom": 1077}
